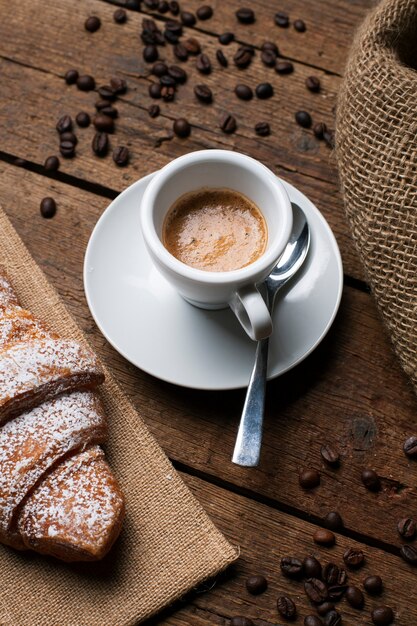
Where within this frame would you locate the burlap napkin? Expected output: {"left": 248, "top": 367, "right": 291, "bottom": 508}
{"left": 336, "top": 0, "right": 417, "bottom": 392}
{"left": 0, "top": 206, "right": 238, "bottom": 625}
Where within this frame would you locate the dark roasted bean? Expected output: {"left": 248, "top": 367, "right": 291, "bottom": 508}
{"left": 148, "top": 104, "right": 160, "bottom": 118}
{"left": 327, "top": 585, "right": 348, "bottom": 601}
{"left": 169, "top": 1, "right": 179, "bottom": 15}
{"left": 160, "top": 75, "right": 176, "bottom": 87}
{"left": 255, "top": 82, "right": 273, "bottom": 99}
{"left": 313, "top": 529, "right": 335, "bottom": 546}
{"left": 95, "top": 99, "right": 110, "bottom": 111}
{"left": 126, "top": 0, "right": 141, "bottom": 8}
{"left": 65, "top": 69, "right": 78, "bottom": 85}
{"left": 196, "top": 53, "right": 211, "bottom": 74}
{"left": 149, "top": 83, "right": 162, "bottom": 98}
{"left": 113, "top": 8, "right": 127, "bottom": 23}
{"left": 110, "top": 77, "right": 127, "bottom": 94}
{"left": 275, "top": 60, "right": 294, "bottom": 74}
{"left": 343, "top": 548, "right": 364, "bottom": 569}
{"left": 371, "top": 606, "right": 394, "bottom": 625}
{"left": 304, "top": 578, "right": 328, "bottom": 604}
{"left": 100, "top": 106, "right": 118, "bottom": 119}
{"left": 60, "top": 131, "right": 77, "bottom": 146}
{"left": 317, "top": 602, "right": 335, "bottom": 616}
{"left": 161, "top": 85, "right": 175, "bottom": 101}
{"left": 56, "top": 115, "right": 72, "bottom": 134}
{"left": 183, "top": 37, "right": 201, "bottom": 55}
{"left": 194, "top": 84, "right": 213, "bottom": 103}
{"left": 180, "top": 11, "right": 196, "bottom": 26}
{"left": 219, "top": 113, "right": 236, "bottom": 134}
{"left": 275, "top": 11, "right": 289, "bottom": 27}
{"left": 144, "top": 45, "right": 159, "bottom": 63}
{"left": 262, "top": 41, "right": 279, "bottom": 55}
{"left": 323, "top": 563, "right": 341, "bottom": 586}
{"left": 44, "top": 155, "right": 60, "bottom": 171}
{"left": 345, "top": 586, "right": 364, "bottom": 609}
{"left": 324, "top": 511, "right": 343, "bottom": 531}
{"left": 173, "top": 118, "right": 191, "bottom": 138}
{"left": 216, "top": 49, "right": 228, "bottom": 67}
{"left": 261, "top": 50, "right": 277, "bottom": 67}
{"left": 168, "top": 65, "right": 187, "bottom": 83}
{"left": 158, "top": 0, "right": 169, "bottom": 13}
{"left": 152, "top": 62, "right": 168, "bottom": 76}
{"left": 92, "top": 132, "right": 108, "bottom": 157}
{"left": 397, "top": 517, "right": 416, "bottom": 539}
{"left": 236, "top": 8, "right": 255, "bottom": 24}
{"left": 85, "top": 16, "right": 101, "bottom": 32}
{"left": 144, "top": 0, "right": 158, "bottom": 8}
{"left": 255, "top": 122, "right": 270, "bottom": 137}
{"left": 246, "top": 574, "right": 267, "bottom": 595}
{"left": 98, "top": 85, "right": 116, "bottom": 100}
{"left": 277, "top": 595, "right": 297, "bottom": 621}
{"left": 40, "top": 197, "right": 56, "bottom": 219}
{"left": 196, "top": 5, "right": 213, "bottom": 20}
{"left": 164, "top": 29, "right": 179, "bottom": 44}
{"left": 234, "top": 46, "right": 254, "bottom": 69}
{"left": 361, "top": 468, "right": 381, "bottom": 492}
{"left": 295, "top": 111, "right": 312, "bottom": 128}
{"left": 323, "top": 610, "right": 341, "bottom": 626}
{"left": 313, "top": 122, "right": 327, "bottom": 140}
{"left": 76, "top": 111, "right": 91, "bottom": 127}
{"left": 280, "top": 556, "right": 303, "bottom": 579}
{"left": 305, "top": 617, "right": 323, "bottom": 626}
{"left": 320, "top": 444, "right": 340, "bottom": 467}
{"left": 323, "top": 130, "right": 335, "bottom": 148}
{"left": 174, "top": 43, "right": 189, "bottom": 61}
{"left": 363, "top": 575, "right": 383, "bottom": 595}
{"left": 303, "top": 556, "right": 322, "bottom": 579}
{"left": 299, "top": 468, "right": 320, "bottom": 489}
{"left": 76, "top": 74, "right": 95, "bottom": 91}
{"left": 93, "top": 114, "right": 114, "bottom": 133}
{"left": 230, "top": 618, "right": 254, "bottom": 626}
{"left": 400, "top": 543, "right": 417, "bottom": 564}
{"left": 294, "top": 19, "right": 306, "bottom": 32}
{"left": 235, "top": 84, "right": 253, "bottom": 100}
{"left": 59, "top": 141, "right": 75, "bottom": 158}
{"left": 306, "top": 76, "right": 321, "bottom": 92}
{"left": 403, "top": 435, "right": 417, "bottom": 457}
{"left": 219, "top": 32, "right": 234, "bottom": 45}
{"left": 113, "top": 146, "right": 130, "bottom": 166}
{"left": 14, "top": 157, "right": 27, "bottom": 166}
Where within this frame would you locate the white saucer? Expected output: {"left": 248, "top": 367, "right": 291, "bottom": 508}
{"left": 84, "top": 173, "right": 343, "bottom": 390}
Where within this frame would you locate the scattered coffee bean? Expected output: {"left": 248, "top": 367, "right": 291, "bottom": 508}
{"left": 403, "top": 435, "right": 417, "bottom": 457}
{"left": 363, "top": 575, "right": 383, "bottom": 595}
{"left": 194, "top": 84, "right": 213, "bottom": 103}
{"left": 324, "top": 512, "right": 343, "bottom": 531}
{"left": 320, "top": 445, "right": 340, "bottom": 467}
{"left": 167, "top": 19, "right": 183, "bottom": 33}
{"left": 255, "top": 82, "right": 273, "bottom": 99}
{"left": 327, "top": 584, "right": 348, "bottom": 602}
{"left": 94, "top": 114, "right": 115, "bottom": 133}
{"left": 216, "top": 49, "right": 228, "bottom": 67}
{"left": 236, "top": 8, "right": 255, "bottom": 24}
{"left": 169, "top": 1, "right": 180, "bottom": 15}
{"left": 275, "top": 60, "right": 294, "bottom": 74}
{"left": 230, "top": 618, "right": 254, "bottom": 626}
{"left": 306, "top": 76, "right": 321, "bottom": 92}
{"left": 397, "top": 516, "right": 416, "bottom": 539}
{"left": 168, "top": 65, "right": 187, "bottom": 83}
{"left": 400, "top": 543, "right": 417, "bottom": 564}
{"left": 234, "top": 47, "right": 254, "bottom": 69}
{"left": 317, "top": 602, "right": 335, "bottom": 616}
{"left": 56, "top": 115, "right": 72, "bottom": 134}
{"left": 305, "top": 616, "right": 323, "bottom": 626}
{"left": 345, "top": 585, "right": 364, "bottom": 609}
{"left": 180, "top": 11, "right": 196, "bottom": 26}
{"left": 113, "top": 146, "right": 130, "bottom": 167}
{"left": 343, "top": 547, "right": 364, "bottom": 569}
{"left": 76, "top": 111, "right": 91, "bottom": 128}
{"left": 85, "top": 16, "right": 101, "bottom": 32}
{"left": 323, "top": 610, "right": 341, "bottom": 626}
{"left": 323, "top": 563, "right": 342, "bottom": 586}
{"left": 304, "top": 578, "right": 328, "bottom": 604}
{"left": 196, "top": 5, "right": 213, "bottom": 20}
{"left": 294, "top": 19, "right": 306, "bottom": 32}
{"left": 40, "top": 197, "right": 57, "bottom": 219}
{"left": 149, "top": 83, "right": 162, "bottom": 98}
{"left": 44, "top": 155, "right": 60, "bottom": 172}
{"left": 174, "top": 43, "right": 189, "bottom": 61}
{"left": 275, "top": 11, "right": 290, "bottom": 27}
{"left": 220, "top": 113, "right": 237, "bottom": 134}
{"left": 92, "top": 132, "right": 109, "bottom": 157}
{"left": 219, "top": 32, "right": 234, "bottom": 45}
{"left": 280, "top": 556, "right": 303, "bottom": 579}
{"left": 361, "top": 468, "right": 381, "bottom": 492}
{"left": 65, "top": 69, "right": 79, "bottom": 85}
{"left": 323, "top": 129, "right": 335, "bottom": 148}
{"left": 164, "top": 29, "right": 179, "bottom": 44}
{"left": 161, "top": 85, "right": 175, "bottom": 101}
{"left": 261, "top": 49, "right": 277, "bottom": 67}
{"left": 100, "top": 105, "right": 118, "bottom": 119}
{"left": 59, "top": 141, "right": 75, "bottom": 158}
{"left": 152, "top": 62, "right": 168, "bottom": 77}
{"left": 277, "top": 595, "right": 297, "bottom": 621}
{"left": 371, "top": 606, "right": 394, "bottom": 626}
{"left": 313, "top": 122, "right": 327, "bottom": 140}
{"left": 76, "top": 74, "right": 95, "bottom": 91}
{"left": 313, "top": 529, "right": 335, "bottom": 546}
{"left": 95, "top": 99, "right": 110, "bottom": 111}
{"left": 144, "top": 0, "right": 158, "bottom": 9}
{"left": 148, "top": 104, "right": 160, "bottom": 118}
{"left": 144, "top": 45, "right": 159, "bottom": 63}
{"left": 295, "top": 111, "right": 312, "bottom": 128}
{"left": 126, "top": 0, "right": 141, "bottom": 8}
{"left": 255, "top": 122, "right": 270, "bottom": 137}
{"left": 246, "top": 574, "right": 268, "bottom": 595}
{"left": 235, "top": 84, "right": 253, "bottom": 100}
{"left": 183, "top": 38, "right": 201, "bottom": 55}
{"left": 303, "top": 556, "right": 322, "bottom": 579}
{"left": 98, "top": 85, "right": 116, "bottom": 101}
{"left": 299, "top": 468, "right": 320, "bottom": 489}
{"left": 196, "top": 53, "right": 211, "bottom": 74}
{"left": 160, "top": 75, "right": 177, "bottom": 88}
{"left": 173, "top": 118, "right": 191, "bottom": 138}
{"left": 113, "top": 8, "right": 127, "bottom": 23}
{"left": 110, "top": 77, "right": 127, "bottom": 94}
{"left": 60, "top": 131, "right": 77, "bottom": 146}
{"left": 158, "top": 0, "right": 169, "bottom": 14}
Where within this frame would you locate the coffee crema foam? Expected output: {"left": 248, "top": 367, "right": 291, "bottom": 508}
{"left": 162, "top": 188, "right": 267, "bottom": 272}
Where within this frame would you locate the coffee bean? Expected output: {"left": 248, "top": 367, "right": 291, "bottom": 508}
{"left": 304, "top": 578, "right": 328, "bottom": 604}
{"left": 345, "top": 585, "right": 364, "bottom": 609}
{"left": 320, "top": 444, "right": 340, "bottom": 467}
{"left": 76, "top": 75, "right": 95, "bottom": 91}
{"left": 85, "top": 16, "right": 101, "bottom": 32}
{"left": 313, "top": 529, "right": 335, "bottom": 546}
{"left": 144, "top": 0, "right": 158, "bottom": 9}
{"left": 403, "top": 435, "right": 417, "bottom": 457}
{"left": 100, "top": 105, "right": 118, "bottom": 119}
{"left": 277, "top": 595, "right": 297, "bottom": 621}
{"left": 328, "top": 585, "right": 348, "bottom": 602}
{"left": 94, "top": 114, "right": 115, "bottom": 133}
{"left": 230, "top": 618, "right": 254, "bottom": 626}
{"left": 275, "top": 60, "right": 294, "bottom": 74}
{"left": 95, "top": 99, "right": 110, "bottom": 111}
{"left": 75, "top": 111, "right": 91, "bottom": 128}
{"left": 44, "top": 155, "right": 60, "bottom": 172}
{"left": 183, "top": 38, "right": 201, "bottom": 55}
{"left": 235, "top": 84, "right": 253, "bottom": 101}
{"left": 295, "top": 111, "right": 312, "bottom": 128}
{"left": 255, "top": 122, "right": 270, "bottom": 137}
{"left": 65, "top": 69, "right": 78, "bottom": 85}
{"left": 234, "top": 47, "right": 254, "bottom": 69}
{"left": 196, "top": 5, "right": 213, "bottom": 20}
{"left": 324, "top": 512, "right": 343, "bottom": 531}
{"left": 317, "top": 602, "right": 335, "bottom": 616}
{"left": 161, "top": 85, "right": 175, "bottom": 101}
{"left": 275, "top": 11, "right": 289, "bottom": 27}
{"left": 245, "top": 574, "right": 267, "bottom": 595}
{"left": 343, "top": 548, "right": 364, "bottom": 569}
{"left": 194, "top": 84, "right": 213, "bottom": 103}
{"left": 164, "top": 29, "right": 179, "bottom": 44}
{"left": 126, "top": 0, "right": 141, "bottom": 8}
{"left": 144, "top": 45, "right": 159, "bottom": 63}
{"left": 180, "top": 11, "right": 196, "bottom": 26}
{"left": 152, "top": 62, "right": 168, "bottom": 77}
{"left": 305, "top": 617, "right": 323, "bottom": 626}
{"left": 158, "top": 0, "right": 169, "bottom": 13}
{"left": 261, "top": 50, "right": 277, "bottom": 67}
{"left": 168, "top": 65, "right": 187, "bottom": 83}
{"left": 169, "top": 1, "right": 179, "bottom": 15}
{"left": 110, "top": 77, "right": 127, "bottom": 94}
{"left": 149, "top": 83, "right": 162, "bottom": 98}
{"left": 236, "top": 8, "right": 255, "bottom": 24}
{"left": 323, "top": 610, "right": 341, "bottom": 626}
{"left": 98, "top": 85, "right": 116, "bottom": 101}
{"left": 148, "top": 104, "right": 160, "bottom": 118}
{"left": 113, "top": 8, "right": 127, "bottom": 23}
{"left": 113, "top": 146, "right": 129, "bottom": 167}
{"left": 59, "top": 141, "right": 75, "bottom": 158}
{"left": 397, "top": 516, "right": 416, "bottom": 539}
{"left": 160, "top": 75, "right": 177, "bottom": 88}
{"left": 173, "top": 118, "right": 191, "bottom": 138}
{"left": 303, "top": 556, "right": 322, "bottom": 579}
{"left": 313, "top": 122, "right": 327, "bottom": 140}
{"left": 400, "top": 543, "right": 417, "bottom": 564}
{"left": 371, "top": 606, "right": 394, "bottom": 625}
{"left": 280, "top": 556, "right": 303, "bottom": 579}
{"left": 92, "top": 132, "right": 109, "bottom": 157}
{"left": 56, "top": 115, "right": 72, "bottom": 134}
{"left": 60, "top": 131, "right": 77, "bottom": 146}
{"left": 174, "top": 43, "right": 189, "bottom": 61}
{"left": 216, "top": 49, "right": 228, "bottom": 67}
{"left": 323, "top": 130, "right": 335, "bottom": 149}
{"left": 299, "top": 468, "right": 320, "bottom": 489}
{"left": 220, "top": 113, "right": 237, "bottom": 134}
{"left": 219, "top": 32, "right": 234, "bottom": 45}
{"left": 363, "top": 575, "right": 383, "bottom": 595}
{"left": 361, "top": 468, "right": 381, "bottom": 492}
{"left": 40, "top": 197, "right": 56, "bottom": 219}
{"left": 294, "top": 19, "right": 306, "bottom": 32}
{"left": 306, "top": 76, "right": 321, "bottom": 92}
{"left": 323, "top": 563, "right": 342, "bottom": 586}
{"left": 196, "top": 53, "right": 211, "bottom": 74}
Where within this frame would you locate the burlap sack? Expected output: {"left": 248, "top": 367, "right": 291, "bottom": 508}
{"left": 336, "top": 0, "right": 417, "bottom": 391}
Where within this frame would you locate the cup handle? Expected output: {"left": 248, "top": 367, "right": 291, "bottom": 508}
{"left": 229, "top": 285, "right": 272, "bottom": 341}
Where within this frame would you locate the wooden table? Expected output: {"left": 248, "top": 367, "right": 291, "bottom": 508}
{"left": 1, "top": 0, "right": 417, "bottom": 624}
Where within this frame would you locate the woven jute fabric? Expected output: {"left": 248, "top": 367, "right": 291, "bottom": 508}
{"left": 336, "top": 0, "right": 417, "bottom": 390}
{"left": 0, "top": 206, "right": 237, "bottom": 625}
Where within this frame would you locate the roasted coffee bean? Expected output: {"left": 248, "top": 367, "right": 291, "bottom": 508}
{"left": 168, "top": 65, "right": 187, "bottom": 83}
{"left": 95, "top": 99, "right": 110, "bottom": 111}
{"left": 363, "top": 575, "right": 383, "bottom": 595}
{"left": 98, "top": 85, "right": 116, "bottom": 100}
{"left": 164, "top": 20, "right": 182, "bottom": 34}
{"left": 100, "top": 106, "right": 118, "bottom": 119}
{"left": 110, "top": 77, "right": 127, "bottom": 94}
{"left": 313, "top": 529, "right": 335, "bottom": 546}
{"left": 144, "top": 0, "right": 158, "bottom": 8}
{"left": 160, "top": 75, "right": 177, "bottom": 87}
{"left": 56, "top": 115, "right": 72, "bottom": 134}
{"left": 219, "top": 32, "right": 234, "bottom": 45}
{"left": 324, "top": 511, "right": 343, "bottom": 531}
{"left": 320, "top": 444, "right": 340, "bottom": 467}
{"left": 196, "top": 5, "right": 213, "bottom": 20}
{"left": 317, "top": 602, "right": 335, "bottom": 616}
{"left": 236, "top": 8, "right": 255, "bottom": 24}
{"left": 40, "top": 197, "right": 57, "bottom": 219}
{"left": 313, "top": 122, "right": 327, "bottom": 140}
{"left": 196, "top": 53, "right": 211, "bottom": 74}
{"left": 275, "top": 11, "right": 289, "bottom": 27}
{"left": 149, "top": 83, "right": 162, "bottom": 98}
{"left": 323, "top": 563, "right": 341, "bottom": 586}
{"left": 306, "top": 76, "right": 321, "bottom": 92}
{"left": 180, "top": 11, "right": 196, "bottom": 26}
{"left": 304, "top": 578, "right": 328, "bottom": 604}
{"left": 343, "top": 548, "right": 364, "bottom": 569}
{"left": 216, "top": 49, "right": 228, "bottom": 67}
{"left": 194, "top": 84, "right": 213, "bottom": 103}
{"left": 294, "top": 19, "right": 306, "bottom": 32}
{"left": 126, "top": 0, "right": 141, "bottom": 8}
{"left": 303, "top": 556, "right": 322, "bottom": 579}
{"left": 76, "top": 111, "right": 91, "bottom": 127}
{"left": 65, "top": 69, "right": 78, "bottom": 85}
{"left": 403, "top": 435, "right": 417, "bottom": 457}
{"left": 173, "top": 118, "right": 191, "bottom": 138}
{"left": 323, "top": 130, "right": 335, "bottom": 148}
{"left": 76, "top": 74, "right": 95, "bottom": 91}
{"left": 230, "top": 618, "right": 254, "bottom": 626}
{"left": 169, "top": 1, "right": 179, "bottom": 15}
{"left": 220, "top": 113, "right": 237, "bottom": 134}
{"left": 92, "top": 132, "right": 108, "bottom": 157}
{"left": 60, "top": 131, "right": 77, "bottom": 146}
{"left": 323, "top": 610, "right": 341, "bottom": 626}
{"left": 280, "top": 556, "right": 303, "bottom": 579}
{"left": 113, "top": 146, "right": 129, "bottom": 167}
{"left": 327, "top": 585, "right": 348, "bottom": 602}
{"left": 261, "top": 49, "right": 277, "bottom": 67}
{"left": 94, "top": 114, "right": 115, "bottom": 133}
{"left": 234, "top": 47, "right": 254, "bottom": 69}
{"left": 277, "top": 595, "right": 297, "bottom": 621}
{"left": 148, "top": 104, "right": 160, "bottom": 118}
{"left": 152, "top": 62, "right": 168, "bottom": 77}
{"left": 235, "top": 84, "right": 253, "bottom": 100}
{"left": 113, "top": 8, "right": 127, "bottom": 23}
{"left": 245, "top": 574, "right": 267, "bottom": 595}
{"left": 275, "top": 60, "right": 294, "bottom": 74}
{"left": 255, "top": 83, "right": 273, "bottom": 99}
{"left": 397, "top": 516, "right": 416, "bottom": 539}
{"left": 144, "top": 45, "right": 159, "bottom": 63}
{"left": 400, "top": 543, "right": 417, "bottom": 564}
{"left": 183, "top": 37, "right": 201, "bottom": 55}
{"left": 361, "top": 468, "right": 381, "bottom": 492}
{"left": 59, "top": 141, "right": 75, "bottom": 158}
{"left": 158, "top": 0, "right": 169, "bottom": 13}
{"left": 161, "top": 85, "right": 175, "bottom": 101}
{"left": 255, "top": 122, "right": 270, "bottom": 137}
{"left": 345, "top": 586, "right": 364, "bottom": 609}
{"left": 371, "top": 606, "right": 394, "bottom": 625}
{"left": 305, "top": 616, "right": 323, "bottom": 626}
{"left": 44, "top": 155, "right": 60, "bottom": 172}
{"left": 262, "top": 41, "right": 279, "bottom": 54}
{"left": 164, "top": 29, "right": 179, "bottom": 44}
{"left": 299, "top": 468, "right": 320, "bottom": 489}
{"left": 174, "top": 43, "right": 189, "bottom": 61}
{"left": 85, "top": 16, "right": 101, "bottom": 32}
{"left": 295, "top": 111, "right": 312, "bottom": 128}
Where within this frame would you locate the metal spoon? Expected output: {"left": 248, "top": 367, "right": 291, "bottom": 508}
{"left": 232, "top": 203, "right": 311, "bottom": 467}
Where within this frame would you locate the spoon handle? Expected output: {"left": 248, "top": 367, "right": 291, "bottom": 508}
{"left": 232, "top": 336, "right": 269, "bottom": 467}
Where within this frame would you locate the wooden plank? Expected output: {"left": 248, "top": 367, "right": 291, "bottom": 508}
{"left": 1, "top": 161, "right": 416, "bottom": 551}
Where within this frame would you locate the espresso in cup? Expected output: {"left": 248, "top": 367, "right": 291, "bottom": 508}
{"left": 162, "top": 188, "right": 268, "bottom": 272}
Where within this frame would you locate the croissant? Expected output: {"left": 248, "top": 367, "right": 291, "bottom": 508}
{"left": 0, "top": 273, "right": 125, "bottom": 561}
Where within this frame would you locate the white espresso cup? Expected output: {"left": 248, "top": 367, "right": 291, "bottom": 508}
{"left": 140, "top": 150, "right": 292, "bottom": 340}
